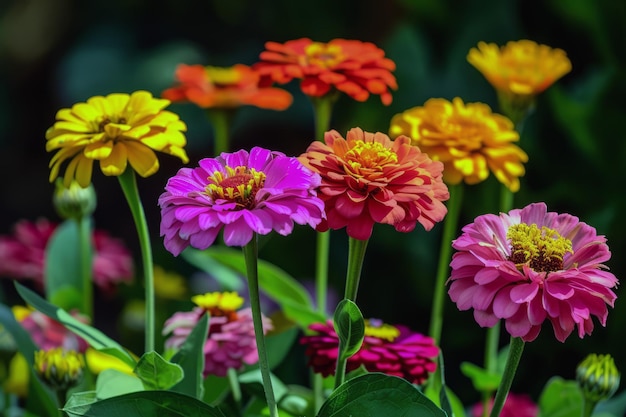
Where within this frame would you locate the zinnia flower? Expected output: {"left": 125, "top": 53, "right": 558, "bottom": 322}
{"left": 467, "top": 40, "right": 572, "bottom": 98}
{"left": 299, "top": 128, "right": 449, "bottom": 240}
{"left": 159, "top": 146, "right": 325, "bottom": 256}
{"left": 162, "top": 63, "right": 293, "bottom": 110}
{"left": 0, "top": 219, "right": 134, "bottom": 291}
{"left": 389, "top": 97, "right": 528, "bottom": 192}
{"left": 471, "top": 392, "right": 538, "bottom": 417}
{"left": 254, "top": 38, "right": 397, "bottom": 105}
{"left": 46, "top": 90, "right": 189, "bottom": 188}
{"left": 163, "top": 291, "right": 273, "bottom": 377}
{"left": 34, "top": 347, "right": 85, "bottom": 391}
{"left": 13, "top": 306, "right": 89, "bottom": 352}
{"left": 301, "top": 318, "right": 438, "bottom": 385}
{"left": 448, "top": 202, "right": 618, "bottom": 342}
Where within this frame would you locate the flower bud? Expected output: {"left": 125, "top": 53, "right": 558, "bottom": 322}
{"left": 53, "top": 179, "right": 97, "bottom": 220}
{"left": 576, "top": 353, "right": 620, "bottom": 403}
{"left": 34, "top": 347, "right": 85, "bottom": 390}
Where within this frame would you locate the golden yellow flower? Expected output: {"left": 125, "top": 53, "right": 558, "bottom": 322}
{"left": 34, "top": 347, "right": 85, "bottom": 390}
{"left": 467, "top": 40, "right": 571, "bottom": 97}
{"left": 46, "top": 90, "right": 189, "bottom": 188}
{"left": 389, "top": 97, "right": 528, "bottom": 192}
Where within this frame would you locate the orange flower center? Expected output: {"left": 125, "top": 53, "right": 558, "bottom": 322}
{"left": 205, "top": 166, "right": 265, "bottom": 208}
{"left": 507, "top": 223, "right": 573, "bottom": 272}
{"left": 304, "top": 43, "right": 344, "bottom": 68}
{"left": 343, "top": 140, "right": 398, "bottom": 177}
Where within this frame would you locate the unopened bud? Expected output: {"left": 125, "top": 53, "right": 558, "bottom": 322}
{"left": 34, "top": 347, "right": 85, "bottom": 390}
{"left": 53, "top": 179, "right": 97, "bottom": 220}
{"left": 576, "top": 353, "right": 620, "bottom": 404}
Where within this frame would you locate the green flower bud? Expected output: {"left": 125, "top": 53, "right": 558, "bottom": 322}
{"left": 34, "top": 348, "right": 85, "bottom": 391}
{"left": 576, "top": 353, "right": 620, "bottom": 404}
{"left": 53, "top": 179, "right": 97, "bottom": 220}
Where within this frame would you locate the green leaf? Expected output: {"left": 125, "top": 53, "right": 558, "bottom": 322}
{"left": 333, "top": 299, "right": 364, "bottom": 361}
{"left": 538, "top": 377, "right": 583, "bottom": 417}
{"left": 134, "top": 351, "right": 184, "bottom": 390}
{"left": 15, "top": 282, "right": 136, "bottom": 368}
{"left": 182, "top": 247, "right": 326, "bottom": 328}
{"left": 317, "top": 373, "right": 447, "bottom": 417}
{"left": 64, "top": 391, "right": 98, "bottom": 409}
{"left": 264, "top": 326, "right": 298, "bottom": 370}
{"left": 169, "top": 313, "right": 209, "bottom": 399}
{"left": 44, "top": 219, "right": 92, "bottom": 312}
{"left": 595, "top": 389, "right": 626, "bottom": 417}
{"left": 460, "top": 361, "right": 502, "bottom": 392}
{"left": 95, "top": 369, "right": 144, "bottom": 399}
{"left": 62, "top": 390, "right": 227, "bottom": 417}
{"left": 239, "top": 368, "right": 289, "bottom": 401}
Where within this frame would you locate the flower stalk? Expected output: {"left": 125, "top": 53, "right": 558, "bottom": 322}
{"left": 207, "top": 109, "right": 234, "bottom": 156}
{"left": 489, "top": 336, "right": 525, "bottom": 417}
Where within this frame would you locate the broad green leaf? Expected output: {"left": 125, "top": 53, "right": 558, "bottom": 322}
{"left": 44, "top": 218, "right": 93, "bottom": 312}
{"left": 15, "top": 283, "right": 136, "bottom": 368}
{"left": 182, "top": 248, "right": 245, "bottom": 291}
{"left": 265, "top": 326, "right": 298, "bottom": 370}
{"left": 538, "top": 377, "right": 583, "bottom": 417}
{"left": 332, "top": 299, "right": 364, "bottom": 361}
{"left": 317, "top": 373, "right": 447, "bottom": 417}
{"left": 64, "top": 391, "right": 98, "bottom": 409}
{"left": 62, "top": 390, "right": 227, "bottom": 417}
{"left": 182, "top": 247, "right": 326, "bottom": 328}
{"left": 95, "top": 369, "right": 144, "bottom": 399}
{"left": 134, "top": 351, "right": 184, "bottom": 390}
{"left": 170, "top": 314, "right": 209, "bottom": 399}
{"left": 460, "top": 361, "right": 501, "bottom": 392}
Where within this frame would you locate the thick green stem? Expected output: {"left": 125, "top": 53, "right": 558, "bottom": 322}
{"left": 242, "top": 236, "right": 278, "bottom": 417}
{"left": 76, "top": 217, "right": 93, "bottom": 318}
{"left": 207, "top": 109, "right": 234, "bottom": 156}
{"left": 118, "top": 169, "right": 155, "bottom": 353}
{"left": 581, "top": 398, "right": 597, "bottom": 417}
{"left": 489, "top": 337, "right": 525, "bottom": 417}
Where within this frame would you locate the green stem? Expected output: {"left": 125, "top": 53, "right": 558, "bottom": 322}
{"left": 489, "top": 336, "right": 525, "bottom": 417}
{"left": 482, "top": 321, "right": 501, "bottom": 417}
{"left": 57, "top": 389, "right": 68, "bottom": 417}
{"left": 207, "top": 109, "right": 234, "bottom": 156}
{"left": 311, "top": 95, "right": 336, "bottom": 142}
{"left": 118, "top": 169, "right": 155, "bottom": 353}
{"left": 315, "top": 231, "right": 330, "bottom": 317}
{"left": 581, "top": 398, "right": 597, "bottom": 417}
{"left": 76, "top": 217, "right": 93, "bottom": 319}
{"left": 242, "top": 236, "right": 278, "bottom": 417}
{"left": 227, "top": 367, "right": 242, "bottom": 412}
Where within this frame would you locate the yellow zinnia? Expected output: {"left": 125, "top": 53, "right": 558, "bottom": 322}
{"left": 46, "top": 90, "right": 189, "bottom": 188}
{"left": 389, "top": 97, "right": 528, "bottom": 192}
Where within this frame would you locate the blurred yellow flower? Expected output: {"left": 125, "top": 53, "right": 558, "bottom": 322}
{"left": 389, "top": 97, "right": 528, "bottom": 192}
{"left": 34, "top": 347, "right": 85, "bottom": 390}
{"left": 3, "top": 353, "right": 29, "bottom": 398}
{"left": 154, "top": 265, "right": 188, "bottom": 300}
{"left": 85, "top": 347, "right": 134, "bottom": 376}
{"left": 467, "top": 40, "right": 571, "bottom": 97}
{"left": 46, "top": 91, "right": 189, "bottom": 188}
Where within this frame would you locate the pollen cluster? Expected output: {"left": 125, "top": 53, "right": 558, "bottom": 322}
{"left": 507, "top": 223, "right": 573, "bottom": 272}
{"left": 206, "top": 166, "right": 266, "bottom": 208}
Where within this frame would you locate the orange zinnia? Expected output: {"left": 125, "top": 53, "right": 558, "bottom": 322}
{"left": 162, "top": 64, "right": 293, "bottom": 110}
{"left": 254, "top": 38, "right": 397, "bottom": 105}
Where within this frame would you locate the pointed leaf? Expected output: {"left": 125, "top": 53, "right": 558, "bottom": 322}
{"left": 333, "top": 299, "right": 364, "bottom": 361}
{"left": 95, "top": 369, "right": 144, "bottom": 399}
{"left": 134, "top": 351, "right": 184, "bottom": 390}
{"left": 460, "top": 361, "right": 501, "bottom": 392}
{"left": 538, "top": 377, "right": 583, "bottom": 417}
{"left": 170, "top": 314, "right": 209, "bottom": 399}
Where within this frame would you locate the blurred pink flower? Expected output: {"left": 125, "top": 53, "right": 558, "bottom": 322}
{"left": 162, "top": 292, "right": 273, "bottom": 377}
{"left": 14, "top": 306, "right": 89, "bottom": 352}
{"left": 301, "top": 318, "right": 438, "bottom": 385}
{"left": 471, "top": 392, "right": 538, "bottom": 417}
{"left": 159, "top": 147, "right": 325, "bottom": 255}
{"left": 0, "top": 219, "right": 134, "bottom": 291}
{"left": 448, "top": 202, "right": 618, "bottom": 342}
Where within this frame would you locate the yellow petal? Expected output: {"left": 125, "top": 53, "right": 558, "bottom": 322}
{"left": 75, "top": 155, "right": 95, "bottom": 187}
{"left": 85, "top": 348, "right": 134, "bottom": 376}
{"left": 84, "top": 141, "right": 113, "bottom": 159}
{"left": 125, "top": 141, "right": 159, "bottom": 177}
{"left": 3, "top": 353, "right": 29, "bottom": 397}
{"left": 71, "top": 102, "right": 100, "bottom": 121}
{"left": 100, "top": 143, "right": 128, "bottom": 176}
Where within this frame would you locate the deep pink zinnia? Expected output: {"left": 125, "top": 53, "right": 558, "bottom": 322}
{"left": 300, "top": 318, "right": 438, "bottom": 385}
{"left": 0, "top": 218, "right": 134, "bottom": 291}
{"left": 472, "top": 392, "right": 538, "bottom": 417}
{"left": 448, "top": 202, "right": 618, "bottom": 342}
{"left": 299, "top": 128, "right": 449, "bottom": 240}
{"left": 159, "top": 147, "right": 325, "bottom": 255}
{"left": 14, "top": 306, "right": 89, "bottom": 352}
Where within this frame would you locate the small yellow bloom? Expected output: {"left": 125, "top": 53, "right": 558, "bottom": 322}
{"left": 34, "top": 347, "right": 85, "bottom": 390}
{"left": 3, "top": 353, "right": 29, "bottom": 398}
{"left": 389, "top": 97, "right": 528, "bottom": 192}
{"left": 153, "top": 265, "right": 188, "bottom": 300}
{"left": 46, "top": 90, "right": 189, "bottom": 188}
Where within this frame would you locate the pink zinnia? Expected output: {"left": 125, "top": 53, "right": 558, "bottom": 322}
{"left": 471, "top": 392, "right": 538, "bottom": 417}
{"left": 14, "top": 306, "right": 89, "bottom": 352}
{"left": 162, "top": 292, "right": 272, "bottom": 377}
{"left": 0, "top": 219, "right": 134, "bottom": 291}
{"left": 159, "top": 147, "right": 325, "bottom": 255}
{"left": 301, "top": 318, "right": 438, "bottom": 385}
{"left": 448, "top": 202, "right": 618, "bottom": 342}
{"left": 299, "top": 128, "right": 449, "bottom": 240}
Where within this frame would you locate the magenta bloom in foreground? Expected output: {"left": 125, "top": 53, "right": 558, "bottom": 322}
{"left": 448, "top": 202, "right": 618, "bottom": 342}
{"left": 301, "top": 319, "right": 438, "bottom": 384}
{"left": 159, "top": 147, "right": 325, "bottom": 255}
{"left": 472, "top": 392, "right": 538, "bottom": 417}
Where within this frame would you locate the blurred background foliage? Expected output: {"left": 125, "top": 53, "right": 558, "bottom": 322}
{"left": 1, "top": 0, "right": 625, "bottom": 406}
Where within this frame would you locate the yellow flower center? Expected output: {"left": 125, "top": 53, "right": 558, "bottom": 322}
{"left": 344, "top": 140, "right": 398, "bottom": 176}
{"left": 507, "top": 223, "right": 573, "bottom": 272}
{"left": 205, "top": 166, "right": 266, "bottom": 208}
{"left": 304, "top": 42, "right": 344, "bottom": 68}
{"left": 205, "top": 66, "right": 242, "bottom": 86}
{"left": 364, "top": 319, "right": 400, "bottom": 342}
{"left": 192, "top": 292, "right": 244, "bottom": 321}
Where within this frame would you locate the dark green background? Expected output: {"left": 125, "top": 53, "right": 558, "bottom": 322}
{"left": 1, "top": 0, "right": 625, "bottom": 406}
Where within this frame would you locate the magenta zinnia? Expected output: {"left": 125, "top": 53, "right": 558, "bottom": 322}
{"left": 159, "top": 147, "right": 325, "bottom": 255}
{"left": 299, "top": 127, "right": 449, "bottom": 240}
{"left": 163, "top": 292, "right": 272, "bottom": 377}
{"left": 301, "top": 318, "right": 438, "bottom": 384}
{"left": 448, "top": 202, "right": 618, "bottom": 342}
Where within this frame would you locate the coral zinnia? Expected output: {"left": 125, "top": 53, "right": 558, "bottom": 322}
{"left": 159, "top": 146, "right": 325, "bottom": 255}
{"left": 163, "top": 292, "right": 272, "bottom": 377}
{"left": 467, "top": 40, "right": 571, "bottom": 98}
{"left": 162, "top": 63, "right": 293, "bottom": 110}
{"left": 389, "top": 97, "right": 528, "bottom": 192}
{"left": 299, "top": 128, "right": 449, "bottom": 240}
{"left": 301, "top": 318, "right": 438, "bottom": 385}
{"left": 448, "top": 202, "right": 618, "bottom": 342}
{"left": 254, "top": 38, "right": 397, "bottom": 105}
{"left": 46, "top": 91, "right": 188, "bottom": 188}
